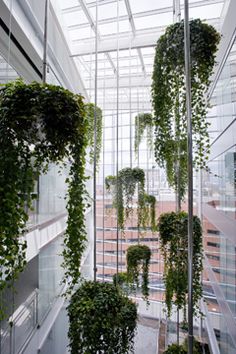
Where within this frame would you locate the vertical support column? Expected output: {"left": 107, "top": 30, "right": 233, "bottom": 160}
{"left": 93, "top": 0, "right": 98, "bottom": 282}
{"left": 173, "top": 1, "right": 181, "bottom": 342}
{"left": 184, "top": 1, "right": 193, "bottom": 353}
{"left": 116, "top": 0, "right": 120, "bottom": 278}
{"left": 136, "top": 76, "right": 140, "bottom": 245}
{"left": 43, "top": 0, "right": 49, "bottom": 83}
{"left": 173, "top": 0, "right": 181, "bottom": 22}
{"left": 129, "top": 31, "right": 133, "bottom": 169}
{"left": 102, "top": 56, "right": 106, "bottom": 282}
{"left": 39, "top": 0, "right": 49, "bottom": 220}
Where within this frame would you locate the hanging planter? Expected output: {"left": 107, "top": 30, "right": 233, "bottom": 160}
{"left": 0, "top": 79, "right": 88, "bottom": 314}
{"left": 152, "top": 19, "right": 220, "bottom": 199}
{"left": 105, "top": 167, "right": 146, "bottom": 231}
{"left": 85, "top": 102, "right": 103, "bottom": 165}
{"left": 67, "top": 281, "right": 137, "bottom": 354}
{"left": 134, "top": 112, "right": 154, "bottom": 154}
{"left": 126, "top": 244, "right": 151, "bottom": 300}
{"left": 158, "top": 211, "right": 203, "bottom": 317}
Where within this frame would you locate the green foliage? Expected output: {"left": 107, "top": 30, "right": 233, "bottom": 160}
{"left": 164, "top": 343, "right": 187, "bottom": 354}
{"left": 0, "top": 79, "right": 88, "bottom": 314}
{"left": 113, "top": 272, "right": 132, "bottom": 295}
{"left": 127, "top": 244, "right": 151, "bottom": 300}
{"left": 152, "top": 19, "right": 220, "bottom": 199}
{"left": 158, "top": 212, "right": 203, "bottom": 317}
{"left": 134, "top": 112, "right": 153, "bottom": 154}
{"left": 85, "top": 102, "right": 103, "bottom": 165}
{"left": 113, "top": 272, "right": 130, "bottom": 286}
{"left": 105, "top": 175, "right": 117, "bottom": 193}
{"left": 105, "top": 167, "right": 146, "bottom": 231}
{"left": 143, "top": 193, "right": 157, "bottom": 232}
{"left": 164, "top": 338, "right": 207, "bottom": 354}
{"left": 67, "top": 281, "right": 137, "bottom": 354}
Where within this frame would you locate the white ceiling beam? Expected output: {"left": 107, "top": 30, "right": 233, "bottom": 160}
{"left": 96, "top": 101, "right": 152, "bottom": 111}
{"left": 86, "top": 74, "right": 152, "bottom": 89}
{"left": 124, "top": 0, "right": 146, "bottom": 75}
{"left": 70, "top": 17, "right": 219, "bottom": 57}
{"left": 124, "top": 0, "right": 135, "bottom": 33}
{"left": 71, "top": 27, "right": 164, "bottom": 56}
{"left": 64, "top": 0, "right": 223, "bottom": 19}
{"left": 77, "top": 0, "right": 116, "bottom": 74}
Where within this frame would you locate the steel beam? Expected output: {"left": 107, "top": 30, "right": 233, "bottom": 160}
{"left": 70, "top": 18, "right": 219, "bottom": 56}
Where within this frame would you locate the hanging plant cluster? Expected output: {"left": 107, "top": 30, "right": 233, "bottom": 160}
{"left": 85, "top": 102, "right": 103, "bottom": 165}
{"left": 152, "top": 19, "right": 220, "bottom": 199}
{"left": 0, "top": 79, "right": 88, "bottom": 309}
{"left": 126, "top": 244, "right": 151, "bottom": 300}
{"left": 164, "top": 337, "right": 209, "bottom": 354}
{"left": 105, "top": 167, "right": 146, "bottom": 231}
{"left": 68, "top": 281, "right": 137, "bottom": 354}
{"left": 143, "top": 193, "right": 157, "bottom": 232}
{"left": 158, "top": 211, "right": 203, "bottom": 317}
{"left": 134, "top": 112, "right": 154, "bottom": 155}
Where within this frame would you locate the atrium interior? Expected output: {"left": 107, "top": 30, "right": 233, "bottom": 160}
{"left": 0, "top": 0, "right": 235, "bottom": 353}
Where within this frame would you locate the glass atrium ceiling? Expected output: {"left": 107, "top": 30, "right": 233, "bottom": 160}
{"left": 54, "top": 0, "right": 226, "bottom": 110}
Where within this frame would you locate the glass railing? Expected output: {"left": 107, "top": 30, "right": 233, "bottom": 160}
{"left": 1, "top": 290, "right": 38, "bottom": 354}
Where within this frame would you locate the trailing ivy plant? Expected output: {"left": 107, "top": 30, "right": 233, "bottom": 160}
{"left": 158, "top": 211, "right": 203, "bottom": 317}
{"left": 152, "top": 19, "right": 220, "bottom": 199}
{"left": 113, "top": 272, "right": 131, "bottom": 295}
{"left": 85, "top": 102, "right": 103, "bottom": 165}
{"left": 67, "top": 281, "right": 137, "bottom": 354}
{"left": 134, "top": 112, "right": 154, "bottom": 155}
{"left": 0, "top": 79, "right": 88, "bottom": 313}
{"left": 105, "top": 167, "right": 146, "bottom": 231}
{"left": 164, "top": 338, "right": 208, "bottom": 354}
{"left": 127, "top": 244, "right": 151, "bottom": 300}
{"left": 164, "top": 343, "right": 187, "bottom": 354}
{"left": 143, "top": 193, "right": 157, "bottom": 232}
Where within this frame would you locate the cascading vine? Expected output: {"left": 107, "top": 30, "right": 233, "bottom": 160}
{"left": 126, "top": 244, "right": 151, "bottom": 300}
{"left": 0, "top": 79, "right": 88, "bottom": 316}
{"left": 85, "top": 102, "right": 103, "bottom": 166}
{"left": 158, "top": 211, "right": 203, "bottom": 317}
{"left": 143, "top": 194, "right": 157, "bottom": 232}
{"left": 134, "top": 112, "right": 154, "bottom": 155}
{"left": 152, "top": 19, "right": 220, "bottom": 199}
{"left": 105, "top": 167, "right": 146, "bottom": 232}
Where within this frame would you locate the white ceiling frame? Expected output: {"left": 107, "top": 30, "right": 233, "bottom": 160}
{"left": 63, "top": 0, "right": 223, "bottom": 18}
{"left": 71, "top": 28, "right": 163, "bottom": 56}
{"left": 77, "top": 0, "right": 116, "bottom": 74}
{"left": 85, "top": 74, "right": 152, "bottom": 89}
{"left": 70, "top": 17, "right": 219, "bottom": 57}
{"left": 124, "top": 0, "right": 146, "bottom": 75}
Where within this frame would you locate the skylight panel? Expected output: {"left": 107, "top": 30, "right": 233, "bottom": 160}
{"left": 58, "top": 0, "right": 79, "bottom": 10}
{"left": 89, "top": 1, "right": 128, "bottom": 21}
{"left": 63, "top": 10, "right": 88, "bottom": 26}
{"left": 141, "top": 47, "right": 155, "bottom": 55}
{"left": 99, "top": 20, "right": 130, "bottom": 36}
{"left": 129, "top": 0, "right": 173, "bottom": 13}
{"left": 143, "top": 56, "right": 154, "bottom": 65}
{"left": 183, "top": 3, "right": 224, "bottom": 21}
{"left": 109, "top": 49, "right": 137, "bottom": 59}
{"left": 70, "top": 27, "right": 94, "bottom": 41}
{"left": 134, "top": 12, "right": 173, "bottom": 30}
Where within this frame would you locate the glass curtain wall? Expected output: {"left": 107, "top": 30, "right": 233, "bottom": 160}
{"left": 202, "top": 36, "right": 236, "bottom": 354}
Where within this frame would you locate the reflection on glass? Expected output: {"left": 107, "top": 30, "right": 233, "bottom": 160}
{"left": 38, "top": 235, "right": 65, "bottom": 323}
